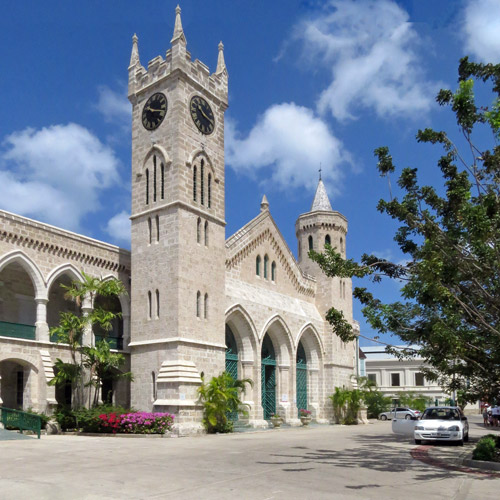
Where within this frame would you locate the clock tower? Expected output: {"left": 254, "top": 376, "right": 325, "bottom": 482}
{"left": 127, "top": 6, "right": 228, "bottom": 434}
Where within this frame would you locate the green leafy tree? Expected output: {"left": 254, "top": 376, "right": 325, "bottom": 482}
{"left": 49, "top": 271, "right": 128, "bottom": 407}
{"left": 357, "top": 377, "right": 391, "bottom": 418}
{"left": 197, "top": 371, "right": 253, "bottom": 433}
{"left": 398, "top": 392, "right": 432, "bottom": 413}
{"left": 310, "top": 58, "right": 500, "bottom": 403}
{"left": 330, "top": 386, "right": 362, "bottom": 424}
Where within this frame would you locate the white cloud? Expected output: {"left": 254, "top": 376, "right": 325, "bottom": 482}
{"left": 0, "top": 123, "right": 120, "bottom": 231}
{"left": 95, "top": 85, "right": 131, "bottom": 128}
{"left": 463, "top": 0, "right": 500, "bottom": 63}
{"left": 292, "top": 0, "right": 437, "bottom": 120}
{"left": 225, "top": 103, "right": 351, "bottom": 193}
{"left": 105, "top": 211, "right": 131, "bottom": 247}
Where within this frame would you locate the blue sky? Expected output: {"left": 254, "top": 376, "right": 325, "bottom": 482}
{"left": 1, "top": 1, "right": 500, "bottom": 346}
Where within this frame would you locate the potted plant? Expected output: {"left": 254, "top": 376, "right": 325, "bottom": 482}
{"left": 299, "top": 409, "right": 312, "bottom": 426}
{"left": 270, "top": 413, "right": 283, "bottom": 428}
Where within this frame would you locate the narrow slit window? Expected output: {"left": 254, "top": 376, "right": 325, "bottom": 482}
{"left": 264, "top": 255, "right": 269, "bottom": 279}
{"left": 197, "top": 218, "right": 201, "bottom": 244}
{"left": 152, "top": 372, "right": 157, "bottom": 401}
{"left": 325, "top": 234, "right": 331, "bottom": 246}
{"left": 308, "top": 235, "right": 313, "bottom": 250}
{"left": 156, "top": 215, "right": 160, "bottom": 242}
{"left": 201, "top": 160, "right": 205, "bottom": 206}
{"left": 161, "top": 163, "right": 165, "bottom": 200}
{"left": 340, "top": 237, "right": 344, "bottom": 253}
{"left": 156, "top": 289, "right": 160, "bottom": 318}
{"left": 146, "top": 169, "right": 149, "bottom": 205}
{"left": 208, "top": 174, "right": 212, "bottom": 208}
{"left": 196, "top": 291, "right": 201, "bottom": 318}
{"left": 204, "top": 221, "right": 208, "bottom": 247}
{"left": 153, "top": 155, "right": 157, "bottom": 202}
{"left": 148, "top": 218, "right": 152, "bottom": 245}
{"left": 271, "top": 261, "right": 276, "bottom": 282}
{"left": 148, "top": 291, "right": 152, "bottom": 319}
{"left": 193, "top": 166, "right": 197, "bottom": 202}
{"left": 256, "top": 255, "right": 261, "bottom": 276}
{"left": 204, "top": 293, "right": 208, "bottom": 319}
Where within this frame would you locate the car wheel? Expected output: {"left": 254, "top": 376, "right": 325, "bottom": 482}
{"left": 405, "top": 414, "right": 411, "bottom": 420}
{"left": 415, "top": 439, "right": 421, "bottom": 445}
{"left": 380, "top": 415, "right": 387, "bottom": 421}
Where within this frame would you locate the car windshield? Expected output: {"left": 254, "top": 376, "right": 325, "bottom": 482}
{"left": 421, "top": 408, "right": 460, "bottom": 421}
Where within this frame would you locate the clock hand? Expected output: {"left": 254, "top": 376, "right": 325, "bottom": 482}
{"left": 146, "top": 107, "right": 162, "bottom": 114}
{"left": 197, "top": 105, "right": 214, "bottom": 124}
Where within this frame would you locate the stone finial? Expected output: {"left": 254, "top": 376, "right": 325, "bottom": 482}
{"left": 171, "top": 4, "right": 187, "bottom": 45}
{"left": 260, "top": 194, "right": 269, "bottom": 212}
{"left": 129, "top": 33, "right": 140, "bottom": 67}
{"left": 216, "top": 41, "right": 227, "bottom": 74}
{"left": 310, "top": 179, "right": 333, "bottom": 212}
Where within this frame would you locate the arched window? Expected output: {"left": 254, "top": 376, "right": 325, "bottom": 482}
{"left": 201, "top": 160, "right": 205, "bottom": 206}
{"left": 196, "top": 291, "right": 201, "bottom": 318}
{"left": 197, "top": 218, "right": 201, "bottom": 244}
{"left": 271, "top": 261, "right": 276, "bottom": 282}
{"left": 161, "top": 163, "right": 165, "bottom": 200}
{"left": 145, "top": 169, "right": 149, "bottom": 205}
{"left": 308, "top": 235, "right": 313, "bottom": 250}
{"left": 193, "top": 166, "right": 197, "bottom": 202}
{"left": 156, "top": 289, "right": 160, "bottom": 318}
{"left": 152, "top": 372, "right": 157, "bottom": 401}
{"left": 208, "top": 173, "right": 212, "bottom": 208}
{"left": 339, "top": 280, "right": 342, "bottom": 296}
{"left": 148, "top": 291, "right": 152, "bottom": 320}
{"left": 156, "top": 215, "right": 160, "bottom": 242}
{"left": 264, "top": 255, "right": 269, "bottom": 279}
{"left": 325, "top": 234, "right": 331, "bottom": 246}
{"left": 153, "top": 155, "right": 157, "bottom": 203}
{"left": 256, "top": 255, "right": 261, "bottom": 276}
{"left": 204, "top": 293, "right": 208, "bottom": 319}
{"left": 340, "top": 237, "right": 344, "bottom": 253}
{"left": 343, "top": 281, "right": 346, "bottom": 299}
{"left": 204, "top": 221, "right": 208, "bottom": 247}
{"left": 148, "top": 218, "right": 152, "bottom": 245}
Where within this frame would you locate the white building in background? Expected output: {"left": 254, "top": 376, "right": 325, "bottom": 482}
{"left": 362, "top": 346, "right": 450, "bottom": 407}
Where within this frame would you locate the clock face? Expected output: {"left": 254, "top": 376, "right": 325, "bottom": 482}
{"left": 190, "top": 96, "right": 215, "bottom": 135}
{"left": 142, "top": 93, "right": 167, "bottom": 131}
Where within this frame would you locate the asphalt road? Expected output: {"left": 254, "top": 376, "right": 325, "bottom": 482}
{"left": 1, "top": 415, "right": 498, "bottom": 499}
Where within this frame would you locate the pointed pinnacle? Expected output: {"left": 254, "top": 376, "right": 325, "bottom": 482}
{"left": 311, "top": 179, "right": 333, "bottom": 212}
{"left": 129, "top": 33, "right": 140, "bottom": 67}
{"left": 171, "top": 4, "right": 187, "bottom": 44}
{"left": 216, "top": 40, "right": 227, "bottom": 74}
{"left": 260, "top": 194, "right": 269, "bottom": 212}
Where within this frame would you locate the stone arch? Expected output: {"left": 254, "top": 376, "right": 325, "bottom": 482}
{"left": 46, "top": 264, "right": 84, "bottom": 292}
{"left": 260, "top": 314, "right": 293, "bottom": 366}
{"left": 141, "top": 144, "right": 172, "bottom": 175}
{"left": 296, "top": 323, "right": 324, "bottom": 370}
{"left": 187, "top": 149, "right": 218, "bottom": 183}
{"left": 101, "top": 274, "right": 130, "bottom": 319}
{"left": 225, "top": 304, "right": 258, "bottom": 363}
{"left": 0, "top": 355, "right": 40, "bottom": 410}
{"left": 0, "top": 251, "right": 46, "bottom": 300}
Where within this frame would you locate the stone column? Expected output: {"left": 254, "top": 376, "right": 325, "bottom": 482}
{"left": 278, "top": 365, "right": 294, "bottom": 421}
{"left": 35, "top": 298, "right": 49, "bottom": 342}
{"left": 240, "top": 360, "right": 255, "bottom": 421}
{"left": 81, "top": 296, "right": 93, "bottom": 346}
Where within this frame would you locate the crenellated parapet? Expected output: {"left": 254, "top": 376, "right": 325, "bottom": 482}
{"left": 128, "top": 5, "right": 228, "bottom": 107}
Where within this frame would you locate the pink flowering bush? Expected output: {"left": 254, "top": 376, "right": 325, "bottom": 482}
{"left": 299, "top": 409, "right": 311, "bottom": 417}
{"left": 119, "top": 412, "right": 174, "bottom": 434}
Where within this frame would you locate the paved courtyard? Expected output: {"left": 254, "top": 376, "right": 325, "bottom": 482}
{"left": 1, "top": 415, "right": 499, "bottom": 499}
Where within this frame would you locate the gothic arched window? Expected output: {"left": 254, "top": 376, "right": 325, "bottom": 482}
{"left": 156, "top": 289, "right": 160, "bottom": 318}
{"left": 145, "top": 169, "right": 149, "bottom": 205}
{"left": 208, "top": 173, "right": 212, "bottom": 208}
{"left": 161, "top": 163, "right": 165, "bottom": 200}
{"left": 201, "top": 160, "right": 205, "bottom": 206}
{"left": 308, "top": 235, "right": 313, "bottom": 250}
{"left": 256, "top": 255, "right": 261, "bottom": 276}
{"left": 271, "top": 261, "right": 276, "bottom": 282}
{"left": 340, "top": 237, "right": 344, "bottom": 253}
{"left": 325, "top": 234, "right": 331, "bottom": 246}
{"left": 152, "top": 372, "right": 157, "bottom": 401}
{"left": 204, "top": 293, "right": 208, "bottom": 319}
{"left": 156, "top": 215, "right": 160, "bottom": 242}
{"left": 264, "top": 255, "right": 269, "bottom": 279}
{"left": 148, "top": 218, "right": 152, "bottom": 245}
{"left": 197, "top": 217, "right": 201, "bottom": 244}
{"left": 193, "top": 166, "right": 197, "bottom": 202}
{"left": 196, "top": 291, "right": 201, "bottom": 318}
{"left": 148, "top": 291, "right": 152, "bottom": 320}
{"left": 153, "top": 155, "right": 157, "bottom": 203}
{"left": 204, "top": 221, "right": 208, "bottom": 247}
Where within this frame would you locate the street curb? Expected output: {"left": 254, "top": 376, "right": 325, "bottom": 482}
{"left": 462, "top": 457, "right": 500, "bottom": 472}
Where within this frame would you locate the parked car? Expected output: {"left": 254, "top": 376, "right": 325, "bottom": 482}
{"left": 379, "top": 407, "right": 421, "bottom": 420}
{"left": 414, "top": 406, "right": 469, "bottom": 445}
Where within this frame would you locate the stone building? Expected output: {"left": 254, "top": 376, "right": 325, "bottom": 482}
{"left": 0, "top": 6, "right": 357, "bottom": 434}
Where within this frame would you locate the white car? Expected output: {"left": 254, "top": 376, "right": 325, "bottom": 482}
{"left": 379, "top": 407, "right": 421, "bottom": 420}
{"left": 414, "top": 406, "right": 469, "bottom": 445}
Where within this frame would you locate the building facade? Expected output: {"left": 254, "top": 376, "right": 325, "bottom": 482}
{"left": 0, "top": 7, "right": 357, "bottom": 434}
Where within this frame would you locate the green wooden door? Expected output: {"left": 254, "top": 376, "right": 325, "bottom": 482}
{"left": 225, "top": 325, "right": 239, "bottom": 422}
{"left": 296, "top": 342, "right": 307, "bottom": 417}
{"left": 261, "top": 334, "right": 276, "bottom": 420}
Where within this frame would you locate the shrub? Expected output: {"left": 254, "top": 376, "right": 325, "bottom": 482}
{"left": 472, "top": 434, "right": 499, "bottom": 462}
{"left": 26, "top": 408, "right": 50, "bottom": 429}
{"left": 119, "top": 412, "right": 174, "bottom": 434}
